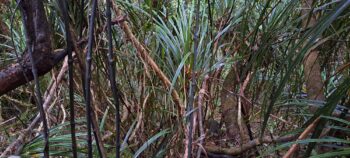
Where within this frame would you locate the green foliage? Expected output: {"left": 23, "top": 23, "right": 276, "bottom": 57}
{"left": 0, "top": 0, "right": 350, "bottom": 157}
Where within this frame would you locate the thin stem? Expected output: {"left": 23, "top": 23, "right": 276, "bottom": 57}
{"left": 187, "top": 0, "right": 201, "bottom": 157}
{"left": 196, "top": 75, "right": 209, "bottom": 158}
{"left": 79, "top": 0, "right": 85, "bottom": 38}
{"left": 19, "top": 1, "right": 50, "bottom": 156}
{"left": 58, "top": 0, "right": 77, "bottom": 157}
{"left": 11, "top": 0, "right": 30, "bottom": 84}
{"left": 106, "top": 0, "right": 121, "bottom": 157}
{"left": 91, "top": 117, "right": 104, "bottom": 158}
{"left": 207, "top": 0, "right": 213, "bottom": 39}
{"left": 85, "top": 0, "right": 98, "bottom": 157}
{"left": 29, "top": 44, "right": 49, "bottom": 158}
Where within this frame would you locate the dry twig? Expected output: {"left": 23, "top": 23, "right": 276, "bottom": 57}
{"left": 196, "top": 75, "right": 210, "bottom": 158}
{"left": 282, "top": 117, "right": 320, "bottom": 158}
{"left": 205, "top": 134, "right": 297, "bottom": 156}
{"left": 110, "top": 2, "right": 184, "bottom": 117}
{"left": 1, "top": 56, "right": 68, "bottom": 157}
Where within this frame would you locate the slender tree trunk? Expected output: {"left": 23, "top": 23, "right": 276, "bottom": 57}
{"left": 302, "top": 0, "right": 325, "bottom": 102}
{"left": 301, "top": 0, "right": 326, "bottom": 156}
{"left": 220, "top": 64, "right": 250, "bottom": 146}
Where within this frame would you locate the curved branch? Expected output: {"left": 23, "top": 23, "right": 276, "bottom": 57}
{"left": 0, "top": 49, "right": 67, "bottom": 96}
{"left": 0, "top": 0, "right": 67, "bottom": 97}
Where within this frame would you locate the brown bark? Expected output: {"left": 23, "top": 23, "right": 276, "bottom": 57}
{"left": 282, "top": 1, "right": 326, "bottom": 157}
{"left": 220, "top": 64, "right": 250, "bottom": 145}
{"left": 302, "top": 0, "right": 325, "bottom": 101}
{"left": 304, "top": 51, "right": 325, "bottom": 101}
{"left": 0, "top": 49, "right": 66, "bottom": 96}
{"left": 0, "top": 0, "right": 67, "bottom": 96}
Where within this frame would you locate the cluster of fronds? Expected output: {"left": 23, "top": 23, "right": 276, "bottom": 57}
{"left": 0, "top": 0, "right": 350, "bottom": 157}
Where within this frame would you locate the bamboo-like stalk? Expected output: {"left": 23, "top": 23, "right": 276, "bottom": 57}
{"left": 57, "top": 0, "right": 78, "bottom": 157}
{"left": 73, "top": 1, "right": 106, "bottom": 156}
{"left": 91, "top": 113, "right": 106, "bottom": 158}
{"left": 79, "top": 0, "right": 85, "bottom": 38}
{"left": 106, "top": 0, "right": 121, "bottom": 157}
{"left": 84, "top": 0, "right": 98, "bottom": 157}
{"left": 185, "top": 0, "right": 201, "bottom": 157}
{"left": 20, "top": 4, "right": 50, "bottom": 156}
{"left": 28, "top": 45, "right": 49, "bottom": 158}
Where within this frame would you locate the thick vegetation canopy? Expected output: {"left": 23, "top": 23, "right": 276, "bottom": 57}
{"left": 0, "top": 0, "right": 350, "bottom": 157}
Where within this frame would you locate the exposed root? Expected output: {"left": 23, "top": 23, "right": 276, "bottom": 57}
{"left": 206, "top": 134, "right": 297, "bottom": 156}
